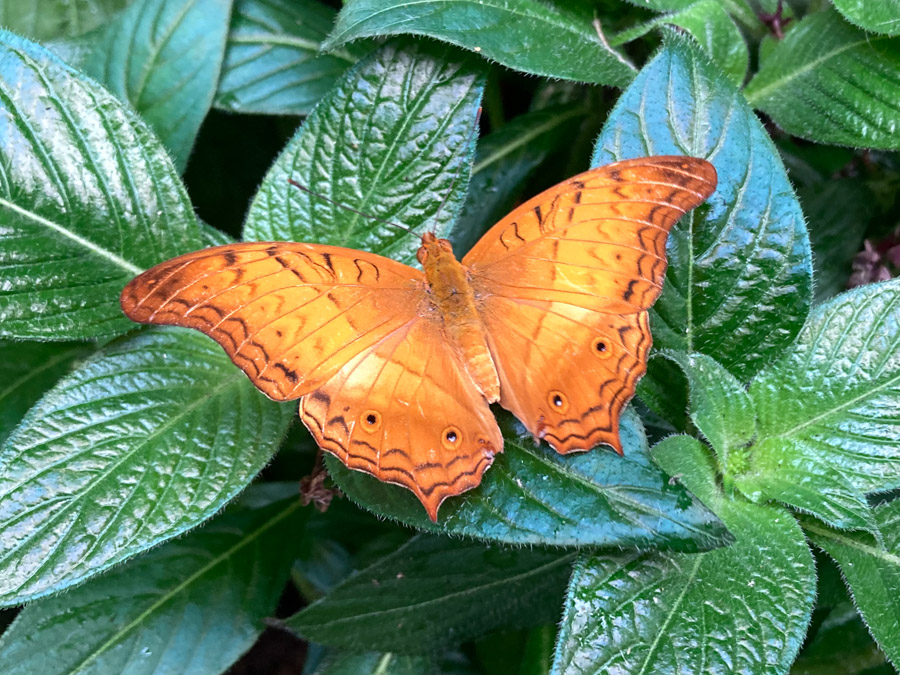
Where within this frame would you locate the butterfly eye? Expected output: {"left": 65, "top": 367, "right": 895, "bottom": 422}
{"left": 548, "top": 390, "right": 569, "bottom": 413}
{"left": 441, "top": 425, "right": 462, "bottom": 449}
{"left": 592, "top": 337, "right": 613, "bottom": 359}
{"left": 360, "top": 410, "right": 382, "bottom": 432}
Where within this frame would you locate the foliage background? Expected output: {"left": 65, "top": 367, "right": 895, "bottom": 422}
{"left": 0, "top": 0, "right": 899, "bottom": 673}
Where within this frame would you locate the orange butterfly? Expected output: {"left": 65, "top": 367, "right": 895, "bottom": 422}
{"left": 120, "top": 156, "right": 717, "bottom": 520}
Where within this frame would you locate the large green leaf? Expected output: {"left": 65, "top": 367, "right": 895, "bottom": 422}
{"left": 738, "top": 279, "right": 900, "bottom": 532}
{"left": 451, "top": 103, "right": 587, "bottom": 256}
{"left": 0, "top": 341, "right": 92, "bottom": 445}
{"left": 832, "top": 0, "right": 900, "bottom": 35}
{"left": 321, "top": 0, "right": 636, "bottom": 86}
{"left": 807, "top": 500, "right": 900, "bottom": 667}
{"left": 552, "top": 435, "right": 815, "bottom": 674}
{"left": 214, "top": 0, "right": 363, "bottom": 116}
{"left": 284, "top": 534, "right": 574, "bottom": 653}
{"left": 594, "top": 34, "right": 812, "bottom": 382}
{"left": 327, "top": 409, "right": 731, "bottom": 550}
{"left": 613, "top": 0, "right": 748, "bottom": 85}
{"left": 745, "top": 9, "right": 900, "bottom": 150}
{"left": 792, "top": 601, "right": 891, "bottom": 674}
{"left": 0, "top": 328, "right": 294, "bottom": 606}
{"left": 243, "top": 38, "right": 485, "bottom": 265}
{"left": 309, "top": 651, "right": 437, "bottom": 675}
{"left": 0, "top": 0, "right": 129, "bottom": 40}
{"left": 80, "top": 0, "right": 232, "bottom": 171}
{"left": 0, "top": 31, "right": 204, "bottom": 340}
{"left": 0, "top": 485, "right": 306, "bottom": 675}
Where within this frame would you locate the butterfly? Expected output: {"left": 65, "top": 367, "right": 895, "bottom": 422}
{"left": 120, "top": 156, "right": 717, "bottom": 521}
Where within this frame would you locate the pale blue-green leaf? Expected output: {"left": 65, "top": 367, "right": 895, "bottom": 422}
{"left": 745, "top": 9, "right": 900, "bottom": 149}
{"left": 739, "top": 279, "right": 900, "bottom": 531}
{"left": 322, "top": 0, "right": 635, "bottom": 86}
{"left": 327, "top": 409, "right": 731, "bottom": 550}
{"left": 613, "top": 0, "right": 748, "bottom": 85}
{"left": 0, "top": 31, "right": 205, "bottom": 340}
{"left": 594, "top": 33, "right": 812, "bottom": 382}
{"left": 0, "top": 0, "right": 129, "bottom": 39}
{"left": 243, "top": 39, "right": 485, "bottom": 265}
{"left": 552, "top": 435, "right": 815, "bottom": 675}
{"left": 81, "top": 0, "right": 232, "bottom": 171}
{"left": 215, "top": 0, "right": 364, "bottom": 116}
{"left": 0, "top": 328, "right": 294, "bottom": 605}
{"left": 806, "top": 499, "right": 900, "bottom": 668}
{"left": 0, "top": 485, "right": 307, "bottom": 675}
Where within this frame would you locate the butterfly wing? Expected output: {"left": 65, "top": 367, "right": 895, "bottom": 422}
{"left": 462, "top": 156, "right": 717, "bottom": 453}
{"left": 121, "top": 242, "right": 501, "bottom": 518}
{"left": 300, "top": 315, "right": 502, "bottom": 522}
{"left": 120, "top": 242, "right": 426, "bottom": 401}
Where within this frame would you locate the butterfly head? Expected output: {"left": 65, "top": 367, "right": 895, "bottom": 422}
{"left": 416, "top": 231, "right": 454, "bottom": 266}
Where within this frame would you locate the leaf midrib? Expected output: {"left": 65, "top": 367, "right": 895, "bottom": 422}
{"left": 68, "top": 499, "right": 303, "bottom": 674}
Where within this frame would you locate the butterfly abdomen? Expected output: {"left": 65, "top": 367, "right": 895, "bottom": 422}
{"left": 419, "top": 234, "right": 501, "bottom": 403}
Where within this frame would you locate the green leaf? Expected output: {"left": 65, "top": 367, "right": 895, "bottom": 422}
{"left": 832, "top": 0, "right": 900, "bottom": 36}
{"left": 620, "top": 0, "right": 760, "bottom": 33}
{"left": 806, "top": 499, "right": 900, "bottom": 668}
{"left": 0, "top": 341, "right": 92, "bottom": 445}
{"left": 284, "top": 534, "right": 574, "bottom": 653}
{"left": 0, "top": 485, "right": 306, "bottom": 675}
{"left": 215, "top": 0, "right": 365, "bottom": 116}
{"left": 792, "top": 602, "right": 891, "bottom": 674}
{"left": 0, "top": 0, "right": 129, "bottom": 40}
{"left": 243, "top": 38, "right": 485, "bottom": 265}
{"left": 745, "top": 9, "right": 900, "bottom": 150}
{"left": 309, "top": 651, "right": 436, "bottom": 675}
{"left": 79, "top": 0, "right": 232, "bottom": 172}
{"left": 452, "top": 103, "right": 587, "bottom": 255}
{"left": 0, "top": 31, "right": 205, "bottom": 340}
{"left": 552, "top": 435, "right": 815, "bottom": 674}
{"left": 801, "top": 178, "right": 876, "bottom": 304}
{"left": 613, "top": 0, "right": 748, "bottom": 85}
{"left": 594, "top": 33, "right": 813, "bottom": 382}
{"left": 737, "top": 279, "right": 900, "bottom": 531}
{"left": 327, "top": 409, "right": 732, "bottom": 550}
{"left": 0, "top": 328, "right": 294, "bottom": 606}
{"left": 662, "top": 351, "right": 756, "bottom": 474}
{"left": 322, "top": 0, "right": 636, "bottom": 87}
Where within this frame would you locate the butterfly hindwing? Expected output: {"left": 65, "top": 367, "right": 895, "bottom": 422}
{"left": 464, "top": 156, "right": 717, "bottom": 453}
{"left": 299, "top": 316, "right": 503, "bottom": 521}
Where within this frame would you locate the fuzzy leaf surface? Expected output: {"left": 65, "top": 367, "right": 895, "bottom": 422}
{"left": 594, "top": 34, "right": 812, "bottom": 383}
{"left": 327, "top": 409, "right": 731, "bottom": 550}
{"left": 0, "top": 329, "right": 294, "bottom": 605}
{"left": 832, "top": 0, "right": 900, "bottom": 35}
{"left": 0, "top": 31, "right": 204, "bottom": 339}
{"left": 0, "top": 0, "right": 128, "bottom": 39}
{"left": 0, "top": 485, "right": 306, "bottom": 675}
{"left": 285, "top": 534, "right": 573, "bottom": 653}
{"left": 322, "top": 0, "right": 635, "bottom": 86}
{"left": 738, "top": 279, "right": 900, "bottom": 531}
{"left": 552, "top": 435, "right": 815, "bottom": 675}
{"left": 81, "top": 0, "right": 232, "bottom": 171}
{"left": 215, "top": 0, "right": 363, "bottom": 116}
{"left": 807, "top": 500, "right": 900, "bottom": 667}
{"left": 243, "top": 38, "right": 485, "bottom": 265}
{"left": 745, "top": 9, "right": 900, "bottom": 150}
{"left": 0, "top": 341, "right": 91, "bottom": 445}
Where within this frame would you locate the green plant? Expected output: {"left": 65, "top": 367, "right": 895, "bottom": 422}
{"left": 0, "top": 0, "right": 898, "bottom": 673}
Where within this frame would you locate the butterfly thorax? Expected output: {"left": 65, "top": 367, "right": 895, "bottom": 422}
{"left": 417, "top": 233, "right": 501, "bottom": 403}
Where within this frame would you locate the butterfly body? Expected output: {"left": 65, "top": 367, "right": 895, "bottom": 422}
{"left": 121, "top": 156, "right": 718, "bottom": 520}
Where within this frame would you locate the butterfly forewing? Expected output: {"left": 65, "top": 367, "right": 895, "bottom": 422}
{"left": 121, "top": 242, "right": 425, "bottom": 401}
{"left": 464, "top": 156, "right": 717, "bottom": 453}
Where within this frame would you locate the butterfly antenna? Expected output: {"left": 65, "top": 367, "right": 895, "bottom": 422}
{"left": 286, "top": 179, "right": 417, "bottom": 236}
{"left": 430, "top": 106, "right": 483, "bottom": 230}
